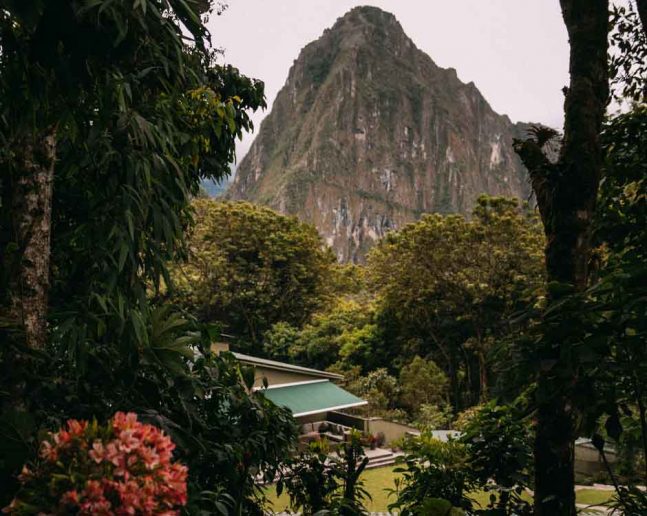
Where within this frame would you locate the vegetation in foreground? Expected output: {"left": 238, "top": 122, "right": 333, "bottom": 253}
{"left": 265, "top": 466, "right": 616, "bottom": 514}
{"left": 0, "top": 1, "right": 296, "bottom": 514}
{"left": 0, "top": 0, "right": 645, "bottom": 514}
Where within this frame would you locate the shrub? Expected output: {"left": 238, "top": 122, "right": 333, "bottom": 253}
{"left": 4, "top": 412, "right": 187, "bottom": 515}
{"left": 277, "top": 440, "right": 338, "bottom": 514}
{"left": 415, "top": 403, "right": 453, "bottom": 430}
{"left": 332, "top": 433, "right": 371, "bottom": 515}
{"left": 278, "top": 432, "right": 370, "bottom": 515}
{"left": 390, "top": 402, "right": 533, "bottom": 515}
{"left": 452, "top": 404, "right": 483, "bottom": 431}
{"left": 459, "top": 402, "right": 532, "bottom": 514}
{"left": 0, "top": 329, "right": 298, "bottom": 514}
{"left": 389, "top": 435, "right": 475, "bottom": 513}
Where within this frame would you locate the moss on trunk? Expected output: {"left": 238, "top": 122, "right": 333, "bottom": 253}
{"left": 9, "top": 128, "right": 56, "bottom": 349}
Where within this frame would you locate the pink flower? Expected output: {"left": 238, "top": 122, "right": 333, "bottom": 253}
{"left": 112, "top": 412, "right": 139, "bottom": 431}
{"left": 66, "top": 419, "right": 88, "bottom": 437}
{"left": 79, "top": 498, "right": 112, "bottom": 515}
{"left": 117, "top": 429, "right": 141, "bottom": 453}
{"left": 61, "top": 489, "right": 79, "bottom": 506}
{"left": 83, "top": 480, "right": 104, "bottom": 499}
{"left": 53, "top": 429, "right": 72, "bottom": 446}
{"left": 138, "top": 446, "right": 160, "bottom": 470}
{"left": 89, "top": 440, "right": 105, "bottom": 464}
{"left": 105, "top": 442, "right": 121, "bottom": 466}
{"left": 11, "top": 412, "right": 188, "bottom": 514}
{"left": 39, "top": 441, "right": 57, "bottom": 462}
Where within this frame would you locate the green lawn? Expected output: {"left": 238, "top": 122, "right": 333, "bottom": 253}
{"left": 263, "top": 466, "right": 615, "bottom": 513}
{"left": 264, "top": 465, "right": 402, "bottom": 513}
{"left": 576, "top": 488, "right": 615, "bottom": 506}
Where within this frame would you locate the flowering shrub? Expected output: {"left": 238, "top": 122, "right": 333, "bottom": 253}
{"left": 4, "top": 412, "right": 187, "bottom": 515}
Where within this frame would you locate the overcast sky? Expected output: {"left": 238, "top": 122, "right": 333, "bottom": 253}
{"left": 208, "top": 1, "right": 572, "bottom": 164}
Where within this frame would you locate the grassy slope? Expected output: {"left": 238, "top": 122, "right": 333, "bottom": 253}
{"left": 263, "top": 466, "right": 615, "bottom": 513}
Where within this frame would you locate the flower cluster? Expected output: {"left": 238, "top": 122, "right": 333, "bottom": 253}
{"left": 4, "top": 412, "right": 187, "bottom": 515}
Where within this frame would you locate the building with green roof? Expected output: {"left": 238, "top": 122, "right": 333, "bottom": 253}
{"left": 212, "top": 342, "right": 367, "bottom": 426}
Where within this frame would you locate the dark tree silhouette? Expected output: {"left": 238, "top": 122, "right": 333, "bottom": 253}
{"left": 513, "top": 0, "right": 609, "bottom": 513}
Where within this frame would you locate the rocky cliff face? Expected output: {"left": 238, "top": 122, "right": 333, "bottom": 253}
{"left": 227, "top": 6, "right": 532, "bottom": 262}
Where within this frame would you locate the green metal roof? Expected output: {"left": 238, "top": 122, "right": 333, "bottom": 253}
{"left": 261, "top": 380, "right": 367, "bottom": 417}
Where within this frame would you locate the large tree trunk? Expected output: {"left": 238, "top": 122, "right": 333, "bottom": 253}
{"left": 514, "top": 1, "right": 608, "bottom": 514}
{"left": 9, "top": 129, "right": 56, "bottom": 348}
{"left": 637, "top": 0, "right": 647, "bottom": 38}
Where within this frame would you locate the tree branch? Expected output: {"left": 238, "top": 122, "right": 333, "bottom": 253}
{"left": 512, "top": 138, "right": 555, "bottom": 229}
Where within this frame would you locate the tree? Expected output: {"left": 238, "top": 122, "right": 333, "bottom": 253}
{"left": 595, "top": 7, "right": 647, "bottom": 497}
{"left": 399, "top": 356, "right": 449, "bottom": 416}
{"left": 368, "top": 196, "right": 544, "bottom": 409}
{"left": 0, "top": 0, "right": 234, "bottom": 348}
{"left": 609, "top": 1, "right": 647, "bottom": 103}
{"left": 169, "top": 200, "right": 335, "bottom": 348}
{"left": 0, "top": 304, "right": 298, "bottom": 512}
{"left": 351, "top": 368, "right": 400, "bottom": 417}
{"left": 512, "top": 1, "right": 609, "bottom": 512}
{"left": 596, "top": 108, "right": 647, "bottom": 256}
{"left": 505, "top": 108, "right": 647, "bottom": 516}
{"left": 266, "top": 298, "right": 384, "bottom": 372}
{"left": 639, "top": 0, "right": 647, "bottom": 34}
{"left": 262, "top": 321, "right": 301, "bottom": 363}
{"left": 0, "top": 2, "right": 299, "bottom": 511}
{"left": 581, "top": 107, "right": 646, "bottom": 510}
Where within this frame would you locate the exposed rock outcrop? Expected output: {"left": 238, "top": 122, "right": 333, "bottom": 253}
{"left": 228, "top": 6, "right": 532, "bottom": 262}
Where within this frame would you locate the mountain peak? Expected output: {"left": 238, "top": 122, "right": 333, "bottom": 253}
{"left": 327, "top": 5, "right": 410, "bottom": 50}
{"left": 228, "top": 8, "right": 532, "bottom": 262}
{"left": 334, "top": 5, "right": 399, "bottom": 28}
